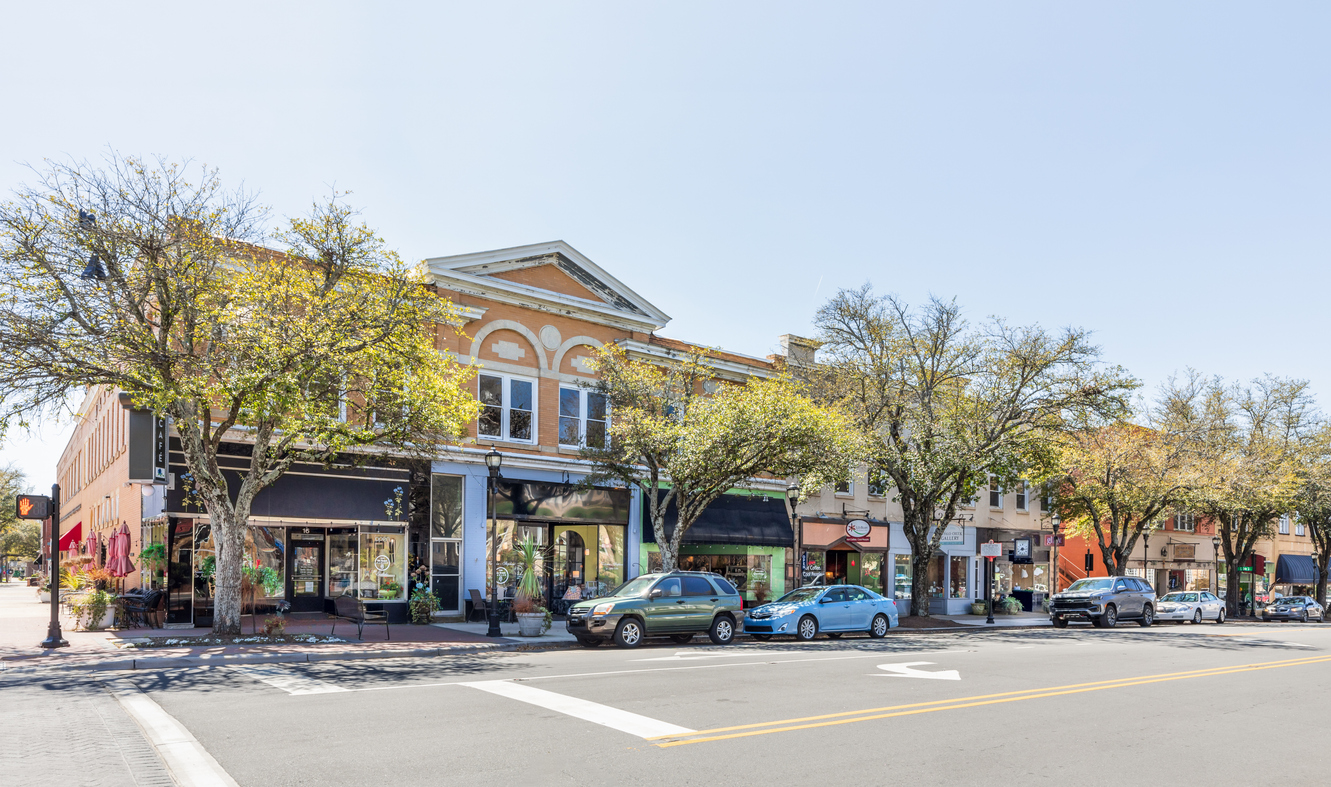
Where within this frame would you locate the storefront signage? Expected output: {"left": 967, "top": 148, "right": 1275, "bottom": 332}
{"left": 1173, "top": 543, "right": 1195, "bottom": 560}
{"left": 374, "top": 554, "right": 390, "bottom": 573}
{"left": 939, "top": 525, "right": 964, "bottom": 544}
{"left": 845, "top": 520, "right": 872, "bottom": 542}
{"left": 980, "top": 541, "right": 1003, "bottom": 558}
{"left": 1043, "top": 534, "right": 1064, "bottom": 547}
{"left": 495, "top": 566, "right": 511, "bottom": 585}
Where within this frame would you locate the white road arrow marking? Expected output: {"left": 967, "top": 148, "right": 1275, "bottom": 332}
{"left": 875, "top": 661, "right": 960, "bottom": 680}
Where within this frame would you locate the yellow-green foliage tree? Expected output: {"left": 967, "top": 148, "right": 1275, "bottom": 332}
{"left": 1189, "top": 376, "right": 1318, "bottom": 616}
{"left": 1295, "top": 424, "right": 1331, "bottom": 607}
{"left": 0, "top": 155, "right": 478, "bottom": 634}
{"left": 581, "top": 344, "right": 856, "bottom": 573}
{"left": 0, "top": 464, "right": 39, "bottom": 563}
{"left": 1053, "top": 376, "right": 1204, "bottom": 580}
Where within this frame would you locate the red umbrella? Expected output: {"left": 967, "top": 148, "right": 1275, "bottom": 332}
{"left": 107, "top": 523, "right": 135, "bottom": 578}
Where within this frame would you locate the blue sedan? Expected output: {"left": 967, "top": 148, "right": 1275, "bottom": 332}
{"left": 743, "top": 584, "right": 899, "bottom": 641}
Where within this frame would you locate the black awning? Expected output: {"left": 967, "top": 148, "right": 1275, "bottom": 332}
{"left": 1274, "top": 554, "right": 1318, "bottom": 585}
{"left": 641, "top": 493, "right": 794, "bottom": 547}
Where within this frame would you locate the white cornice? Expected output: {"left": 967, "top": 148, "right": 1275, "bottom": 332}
{"left": 429, "top": 268, "right": 667, "bottom": 333}
{"left": 617, "top": 339, "right": 776, "bottom": 381}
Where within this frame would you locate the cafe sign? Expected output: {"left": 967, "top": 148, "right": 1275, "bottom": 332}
{"left": 845, "top": 520, "right": 872, "bottom": 543}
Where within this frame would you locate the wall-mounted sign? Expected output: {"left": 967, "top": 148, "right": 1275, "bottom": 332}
{"left": 845, "top": 520, "right": 872, "bottom": 543}
{"left": 1173, "top": 543, "right": 1196, "bottom": 560}
{"left": 1043, "top": 534, "right": 1065, "bottom": 547}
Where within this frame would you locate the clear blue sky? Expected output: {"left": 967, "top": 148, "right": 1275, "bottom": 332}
{"left": 2, "top": 2, "right": 1328, "bottom": 486}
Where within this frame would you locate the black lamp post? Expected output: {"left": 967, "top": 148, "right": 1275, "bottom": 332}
{"left": 485, "top": 449, "right": 503, "bottom": 637}
{"left": 1212, "top": 535, "right": 1222, "bottom": 599}
{"left": 785, "top": 483, "right": 801, "bottom": 591}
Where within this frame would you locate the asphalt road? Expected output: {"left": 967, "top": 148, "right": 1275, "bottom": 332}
{"left": 9, "top": 621, "right": 1331, "bottom": 786}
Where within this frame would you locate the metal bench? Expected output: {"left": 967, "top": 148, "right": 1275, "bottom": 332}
{"left": 330, "top": 594, "right": 389, "bottom": 640}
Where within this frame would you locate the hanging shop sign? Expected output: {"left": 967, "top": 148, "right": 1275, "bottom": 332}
{"left": 845, "top": 520, "right": 872, "bottom": 543}
{"left": 939, "top": 525, "right": 964, "bottom": 544}
{"left": 1043, "top": 534, "right": 1065, "bottom": 547}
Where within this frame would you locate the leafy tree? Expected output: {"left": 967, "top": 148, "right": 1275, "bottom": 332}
{"left": 0, "top": 154, "right": 478, "bottom": 634}
{"left": 1189, "top": 376, "right": 1318, "bottom": 616}
{"left": 1294, "top": 424, "right": 1331, "bottom": 607}
{"left": 581, "top": 344, "right": 855, "bottom": 572}
{"left": 1054, "top": 375, "right": 1204, "bottom": 577}
{"left": 812, "top": 287, "right": 1134, "bottom": 616}
{"left": 0, "top": 464, "right": 39, "bottom": 562}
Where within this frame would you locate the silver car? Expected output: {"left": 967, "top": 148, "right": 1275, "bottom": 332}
{"left": 1156, "top": 591, "right": 1226, "bottom": 624}
{"left": 1262, "top": 596, "right": 1325, "bottom": 623}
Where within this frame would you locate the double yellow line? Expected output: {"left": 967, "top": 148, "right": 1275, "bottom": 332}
{"left": 650, "top": 653, "right": 1331, "bottom": 747}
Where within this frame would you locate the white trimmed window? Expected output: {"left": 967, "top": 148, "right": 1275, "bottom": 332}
{"left": 989, "top": 478, "right": 1002, "bottom": 509}
{"left": 1296, "top": 517, "right": 1305, "bottom": 537}
{"left": 1015, "top": 480, "right": 1028, "bottom": 511}
{"left": 867, "top": 466, "right": 890, "bottom": 498}
{"left": 835, "top": 465, "right": 853, "bottom": 496}
{"left": 1175, "top": 512, "right": 1196, "bottom": 532}
{"left": 478, "top": 372, "right": 535, "bottom": 443}
{"left": 1278, "top": 514, "right": 1290, "bottom": 535}
{"left": 559, "top": 387, "right": 609, "bottom": 449}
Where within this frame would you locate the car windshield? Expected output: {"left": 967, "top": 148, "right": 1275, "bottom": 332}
{"left": 1278, "top": 598, "right": 1304, "bottom": 605}
{"left": 1160, "top": 593, "right": 1188, "bottom": 602}
{"left": 606, "top": 576, "right": 658, "bottom": 598}
{"left": 775, "top": 588, "right": 825, "bottom": 604}
{"left": 1067, "top": 579, "right": 1113, "bottom": 592}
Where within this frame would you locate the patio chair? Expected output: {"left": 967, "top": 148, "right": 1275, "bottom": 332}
{"left": 468, "top": 589, "right": 489, "bottom": 622}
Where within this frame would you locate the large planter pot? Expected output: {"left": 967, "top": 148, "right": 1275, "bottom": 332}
{"left": 38, "top": 590, "right": 53, "bottom": 603}
{"left": 85, "top": 607, "right": 116, "bottom": 630}
{"left": 516, "top": 612, "right": 545, "bottom": 637}
{"left": 969, "top": 602, "right": 987, "bottom": 616}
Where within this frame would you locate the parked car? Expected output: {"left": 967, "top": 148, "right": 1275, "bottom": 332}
{"left": 742, "top": 584, "right": 898, "bottom": 641}
{"left": 1261, "top": 596, "right": 1325, "bottom": 623}
{"left": 1155, "top": 591, "right": 1226, "bottom": 624}
{"left": 565, "top": 571, "right": 743, "bottom": 648}
{"left": 1048, "top": 576, "right": 1157, "bottom": 628}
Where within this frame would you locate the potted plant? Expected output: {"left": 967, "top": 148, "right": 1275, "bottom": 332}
{"left": 409, "top": 588, "right": 440, "bottom": 624}
{"left": 512, "top": 535, "right": 550, "bottom": 637}
{"left": 67, "top": 588, "right": 116, "bottom": 630}
{"left": 140, "top": 543, "right": 167, "bottom": 578}
{"left": 969, "top": 601, "right": 988, "bottom": 616}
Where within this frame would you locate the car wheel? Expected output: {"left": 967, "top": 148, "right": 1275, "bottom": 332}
{"left": 1051, "top": 616, "right": 1069, "bottom": 629}
{"left": 827, "top": 632, "right": 843, "bottom": 639}
{"left": 751, "top": 634, "right": 772, "bottom": 642}
{"left": 1192, "top": 609, "right": 1202, "bottom": 625}
{"left": 1216, "top": 608, "right": 1225, "bottom": 624}
{"left": 1101, "top": 605, "right": 1117, "bottom": 628}
{"left": 1138, "top": 605, "right": 1153, "bottom": 627}
{"left": 613, "top": 617, "right": 644, "bottom": 648}
{"left": 869, "top": 614, "right": 890, "bottom": 638}
{"left": 575, "top": 636, "right": 602, "bottom": 648}
{"left": 796, "top": 615, "right": 819, "bottom": 641}
{"left": 669, "top": 634, "right": 693, "bottom": 644}
{"left": 1301, "top": 610, "right": 1308, "bottom": 623}
{"left": 708, "top": 615, "right": 735, "bottom": 645}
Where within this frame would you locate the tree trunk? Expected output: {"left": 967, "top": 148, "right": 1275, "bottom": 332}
{"left": 909, "top": 552, "right": 933, "bottom": 617}
{"left": 1225, "top": 566, "right": 1243, "bottom": 617}
{"left": 1316, "top": 560, "right": 1328, "bottom": 611}
{"left": 211, "top": 507, "right": 244, "bottom": 635}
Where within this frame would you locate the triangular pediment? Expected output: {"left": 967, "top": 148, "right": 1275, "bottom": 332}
{"left": 424, "top": 241, "right": 671, "bottom": 332}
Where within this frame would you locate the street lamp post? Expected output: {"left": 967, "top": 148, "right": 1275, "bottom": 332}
{"left": 485, "top": 449, "right": 503, "bottom": 638}
{"left": 785, "top": 483, "right": 801, "bottom": 593}
{"left": 1211, "top": 534, "right": 1223, "bottom": 607}
{"left": 42, "top": 484, "right": 67, "bottom": 648}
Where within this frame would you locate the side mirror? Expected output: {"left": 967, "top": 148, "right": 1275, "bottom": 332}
{"left": 819, "top": 597, "right": 833, "bottom": 604}
{"left": 649, "top": 588, "right": 663, "bottom": 600}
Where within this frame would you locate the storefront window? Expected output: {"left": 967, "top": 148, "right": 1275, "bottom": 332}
{"left": 928, "top": 554, "right": 946, "bottom": 598}
{"left": 802, "top": 550, "right": 825, "bottom": 585}
{"left": 861, "top": 553, "right": 884, "bottom": 595}
{"left": 597, "top": 525, "right": 625, "bottom": 594}
{"left": 949, "top": 555, "right": 968, "bottom": 598}
{"left": 893, "top": 554, "right": 912, "bottom": 600}
{"left": 1185, "top": 569, "right": 1209, "bottom": 592}
{"left": 488, "top": 520, "right": 545, "bottom": 601}
{"left": 1008, "top": 563, "right": 1047, "bottom": 593}
{"left": 361, "top": 529, "right": 406, "bottom": 600}
{"left": 245, "top": 526, "right": 286, "bottom": 601}
{"left": 747, "top": 554, "right": 773, "bottom": 602}
{"left": 193, "top": 521, "right": 215, "bottom": 620}
{"left": 554, "top": 525, "right": 598, "bottom": 600}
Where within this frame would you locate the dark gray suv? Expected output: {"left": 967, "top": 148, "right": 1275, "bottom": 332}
{"left": 1049, "top": 576, "right": 1157, "bottom": 628}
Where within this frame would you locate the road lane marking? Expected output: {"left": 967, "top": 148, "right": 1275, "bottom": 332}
{"left": 875, "top": 662, "right": 960, "bottom": 680}
{"left": 228, "top": 664, "right": 350, "bottom": 695}
{"left": 635, "top": 651, "right": 795, "bottom": 662}
{"left": 652, "top": 653, "right": 1331, "bottom": 747}
{"left": 460, "top": 680, "right": 694, "bottom": 738}
{"left": 105, "top": 679, "right": 240, "bottom": 787}
{"left": 341, "top": 648, "right": 973, "bottom": 692}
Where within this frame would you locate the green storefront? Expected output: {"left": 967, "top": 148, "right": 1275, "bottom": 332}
{"left": 640, "top": 492, "right": 793, "bottom": 607}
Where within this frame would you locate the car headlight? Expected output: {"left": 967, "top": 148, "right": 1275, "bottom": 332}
{"left": 591, "top": 602, "right": 616, "bottom": 616}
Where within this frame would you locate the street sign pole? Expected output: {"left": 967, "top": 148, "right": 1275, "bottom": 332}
{"left": 979, "top": 539, "right": 1002, "bottom": 625}
{"left": 41, "top": 484, "right": 67, "bottom": 649}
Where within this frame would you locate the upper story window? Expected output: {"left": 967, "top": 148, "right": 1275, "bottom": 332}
{"left": 989, "top": 478, "right": 1002, "bottom": 509}
{"left": 1295, "top": 517, "right": 1305, "bottom": 537}
{"left": 835, "top": 466, "right": 853, "bottom": 496}
{"left": 1015, "top": 481, "right": 1028, "bottom": 511}
{"left": 867, "top": 466, "right": 890, "bottom": 498}
{"left": 559, "top": 387, "right": 609, "bottom": 449}
{"left": 1174, "top": 512, "right": 1196, "bottom": 532}
{"left": 1278, "top": 514, "right": 1290, "bottom": 536}
{"left": 478, "top": 372, "right": 535, "bottom": 443}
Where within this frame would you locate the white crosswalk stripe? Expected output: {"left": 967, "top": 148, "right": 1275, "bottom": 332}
{"left": 228, "top": 664, "right": 350, "bottom": 695}
{"left": 460, "top": 679, "right": 695, "bottom": 738}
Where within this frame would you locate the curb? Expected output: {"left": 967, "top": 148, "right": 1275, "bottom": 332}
{"left": 0, "top": 642, "right": 512, "bottom": 675}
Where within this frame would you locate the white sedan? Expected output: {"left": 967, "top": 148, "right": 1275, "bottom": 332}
{"left": 1156, "top": 591, "right": 1226, "bottom": 624}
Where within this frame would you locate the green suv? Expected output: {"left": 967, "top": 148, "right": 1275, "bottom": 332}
{"left": 566, "top": 571, "right": 743, "bottom": 648}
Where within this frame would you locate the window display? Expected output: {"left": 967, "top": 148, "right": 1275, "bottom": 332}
{"left": 949, "top": 555, "right": 969, "bottom": 598}
{"left": 928, "top": 555, "right": 946, "bottom": 598}
{"left": 893, "top": 554, "right": 912, "bottom": 600}
{"left": 860, "top": 553, "right": 884, "bottom": 595}
{"left": 361, "top": 529, "right": 406, "bottom": 600}
{"left": 328, "top": 531, "right": 357, "bottom": 597}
